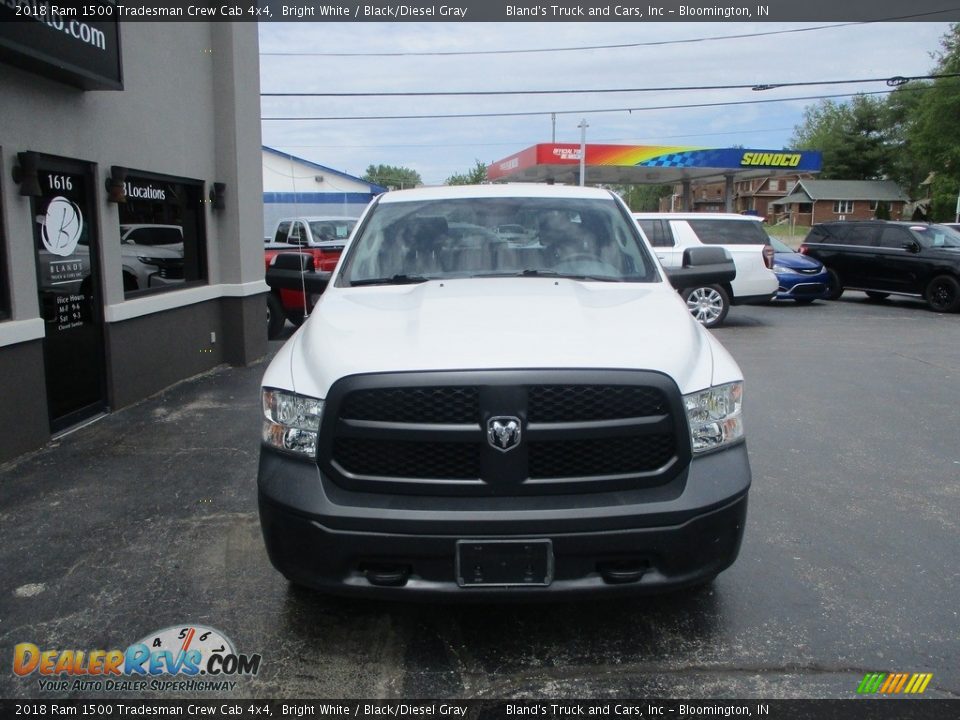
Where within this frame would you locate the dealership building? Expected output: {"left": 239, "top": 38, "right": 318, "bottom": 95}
{"left": 0, "top": 19, "right": 267, "bottom": 462}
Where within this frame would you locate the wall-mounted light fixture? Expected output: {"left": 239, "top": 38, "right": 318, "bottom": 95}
{"left": 11, "top": 152, "right": 42, "bottom": 197}
{"left": 209, "top": 182, "right": 225, "bottom": 210}
{"left": 105, "top": 166, "right": 127, "bottom": 203}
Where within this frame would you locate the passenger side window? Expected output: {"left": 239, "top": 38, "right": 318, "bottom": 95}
{"left": 687, "top": 219, "right": 770, "bottom": 245}
{"left": 636, "top": 219, "right": 674, "bottom": 248}
{"left": 843, "top": 226, "right": 879, "bottom": 247}
{"left": 289, "top": 222, "right": 306, "bottom": 245}
{"left": 878, "top": 227, "right": 912, "bottom": 249}
{"left": 274, "top": 222, "right": 291, "bottom": 244}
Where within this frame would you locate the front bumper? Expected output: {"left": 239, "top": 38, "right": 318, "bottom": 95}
{"left": 774, "top": 270, "right": 830, "bottom": 300}
{"left": 257, "top": 443, "right": 750, "bottom": 600}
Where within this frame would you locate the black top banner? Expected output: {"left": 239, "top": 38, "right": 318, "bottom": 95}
{"left": 0, "top": 0, "right": 958, "bottom": 22}
{"left": 1, "top": 700, "right": 960, "bottom": 720}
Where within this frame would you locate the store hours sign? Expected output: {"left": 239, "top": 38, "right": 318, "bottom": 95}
{"left": 0, "top": 2, "right": 122, "bottom": 90}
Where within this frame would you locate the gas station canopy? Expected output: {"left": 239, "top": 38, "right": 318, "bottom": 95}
{"left": 487, "top": 143, "right": 822, "bottom": 186}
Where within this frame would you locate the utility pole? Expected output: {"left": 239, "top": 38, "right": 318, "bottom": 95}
{"left": 551, "top": 113, "right": 556, "bottom": 143}
{"left": 578, "top": 118, "right": 588, "bottom": 187}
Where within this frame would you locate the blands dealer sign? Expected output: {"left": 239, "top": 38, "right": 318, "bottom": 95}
{"left": 0, "top": 1, "right": 122, "bottom": 90}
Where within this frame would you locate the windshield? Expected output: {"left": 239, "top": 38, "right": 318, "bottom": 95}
{"left": 338, "top": 196, "right": 658, "bottom": 286}
{"left": 768, "top": 236, "right": 794, "bottom": 253}
{"left": 308, "top": 220, "right": 355, "bottom": 242}
{"left": 910, "top": 224, "right": 960, "bottom": 248}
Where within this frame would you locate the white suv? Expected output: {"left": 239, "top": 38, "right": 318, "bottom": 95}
{"left": 633, "top": 213, "right": 778, "bottom": 328}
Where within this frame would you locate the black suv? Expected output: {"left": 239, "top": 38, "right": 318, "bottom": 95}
{"left": 799, "top": 221, "right": 960, "bottom": 312}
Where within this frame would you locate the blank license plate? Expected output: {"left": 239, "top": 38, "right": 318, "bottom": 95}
{"left": 456, "top": 539, "right": 554, "bottom": 587}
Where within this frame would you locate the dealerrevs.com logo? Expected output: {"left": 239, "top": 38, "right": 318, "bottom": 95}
{"left": 13, "top": 624, "right": 262, "bottom": 693}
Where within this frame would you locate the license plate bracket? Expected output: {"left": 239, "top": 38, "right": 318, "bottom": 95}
{"left": 456, "top": 539, "right": 554, "bottom": 587}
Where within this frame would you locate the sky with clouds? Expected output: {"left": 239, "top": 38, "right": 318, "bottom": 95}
{"left": 258, "top": 21, "right": 953, "bottom": 186}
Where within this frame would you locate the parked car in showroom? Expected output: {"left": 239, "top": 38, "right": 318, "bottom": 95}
{"left": 258, "top": 184, "right": 751, "bottom": 599}
{"left": 633, "top": 213, "right": 778, "bottom": 328}
{"left": 768, "top": 236, "right": 831, "bottom": 303}
{"left": 119, "top": 224, "right": 185, "bottom": 292}
{"left": 799, "top": 220, "right": 960, "bottom": 312}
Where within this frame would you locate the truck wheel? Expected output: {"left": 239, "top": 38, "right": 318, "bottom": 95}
{"left": 925, "top": 275, "right": 960, "bottom": 313}
{"left": 267, "top": 293, "right": 286, "bottom": 339}
{"left": 681, "top": 285, "right": 729, "bottom": 329}
{"left": 825, "top": 269, "right": 844, "bottom": 300}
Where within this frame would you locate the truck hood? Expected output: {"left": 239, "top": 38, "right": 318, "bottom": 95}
{"left": 271, "top": 278, "right": 723, "bottom": 398}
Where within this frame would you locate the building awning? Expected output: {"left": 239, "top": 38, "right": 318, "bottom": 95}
{"left": 487, "top": 144, "right": 822, "bottom": 186}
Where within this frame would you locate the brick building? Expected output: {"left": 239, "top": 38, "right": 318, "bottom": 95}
{"left": 771, "top": 179, "right": 910, "bottom": 226}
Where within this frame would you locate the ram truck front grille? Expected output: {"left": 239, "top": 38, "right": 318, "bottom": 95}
{"left": 319, "top": 371, "right": 690, "bottom": 496}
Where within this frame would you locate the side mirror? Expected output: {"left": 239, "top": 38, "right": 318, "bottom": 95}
{"left": 663, "top": 247, "right": 737, "bottom": 290}
{"left": 901, "top": 241, "right": 921, "bottom": 253}
{"left": 271, "top": 252, "right": 315, "bottom": 272}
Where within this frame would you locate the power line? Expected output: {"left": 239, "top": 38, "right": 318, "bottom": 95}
{"left": 261, "top": 87, "right": 933, "bottom": 122}
{"left": 261, "top": 73, "right": 956, "bottom": 98}
{"left": 265, "top": 127, "right": 796, "bottom": 150}
{"left": 258, "top": 11, "right": 957, "bottom": 58}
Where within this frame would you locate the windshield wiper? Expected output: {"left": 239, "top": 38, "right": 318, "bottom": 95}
{"left": 515, "top": 269, "right": 621, "bottom": 282}
{"left": 350, "top": 274, "right": 432, "bottom": 287}
{"left": 465, "top": 269, "right": 621, "bottom": 282}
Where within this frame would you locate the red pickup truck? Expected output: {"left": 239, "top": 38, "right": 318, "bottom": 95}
{"left": 264, "top": 216, "right": 357, "bottom": 338}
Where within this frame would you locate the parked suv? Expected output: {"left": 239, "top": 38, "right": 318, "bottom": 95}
{"left": 799, "top": 221, "right": 960, "bottom": 312}
{"left": 633, "top": 213, "right": 778, "bottom": 328}
{"left": 258, "top": 184, "right": 751, "bottom": 599}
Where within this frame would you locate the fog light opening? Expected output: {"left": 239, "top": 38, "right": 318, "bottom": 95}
{"left": 598, "top": 559, "right": 651, "bottom": 585}
{"left": 362, "top": 563, "right": 412, "bottom": 587}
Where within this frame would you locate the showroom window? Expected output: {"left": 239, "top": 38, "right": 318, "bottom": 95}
{"left": 117, "top": 171, "right": 207, "bottom": 298}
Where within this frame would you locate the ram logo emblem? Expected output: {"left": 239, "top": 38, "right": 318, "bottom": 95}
{"left": 487, "top": 416, "right": 522, "bottom": 452}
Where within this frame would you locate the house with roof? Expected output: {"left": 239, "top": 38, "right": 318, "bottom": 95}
{"left": 658, "top": 173, "right": 815, "bottom": 218}
{"left": 262, "top": 146, "right": 386, "bottom": 237}
{"left": 771, "top": 179, "right": 910, "bottom": 226}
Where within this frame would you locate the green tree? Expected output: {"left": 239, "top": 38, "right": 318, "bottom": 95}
{"left": 907, "top": 24, "right": 960, "bottom": 220}
{"left": 445, "top": 159, "right": 488, "bottom": 185}
{"left": 790, "top": 95, "right": 889, "bottom": 180}
{"left": 362, "top": 164, "right": 422, "bottom": 190}
{"left": 882, "top": 81, "right": 930, "bottom": 195}
{"left": 613, "top": 184, "right": 673, "bottom": 212}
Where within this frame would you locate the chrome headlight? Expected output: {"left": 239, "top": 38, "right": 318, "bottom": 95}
{"left": 683, "top": 381, "right": 744, "bottom": 454}
{"left": 262, "top": 388, "right": 323, "bottom": 458}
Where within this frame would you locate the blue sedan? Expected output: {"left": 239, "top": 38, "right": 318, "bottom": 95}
{"left": 769, "top": 236, "right": 831, "bottom": 303}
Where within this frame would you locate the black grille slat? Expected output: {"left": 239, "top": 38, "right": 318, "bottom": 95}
{"left": 528, "top": 385, "right": 666, "bottom": 422}
{"left": 334, "top": 438, "right": 480, "bottom": 479}
{"left": 528, "top": 435, "right": 675, "bottom": 479}
{"left": 340, "top": 387, "right": 479, "bottom": 424}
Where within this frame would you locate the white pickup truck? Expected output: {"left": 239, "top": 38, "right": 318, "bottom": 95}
{"left": 258, "top": 185, "right": 751, "bottom": 599}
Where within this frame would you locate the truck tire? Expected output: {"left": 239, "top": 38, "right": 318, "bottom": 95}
{"left": 925, "top": 275, "right": 960, "bottom": 313}
{"left": 267, "top": 293, "right": 286, "bottom": 340}
{"left": 825, "top": 269, "right": 844, "bottom": 300}
{"left": 681, "top": 284, "right": 729, "bottom": 329}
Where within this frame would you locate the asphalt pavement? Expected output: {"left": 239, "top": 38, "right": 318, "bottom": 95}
{"left": 1, "top": 291, "right": 958, "bottom": 700}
